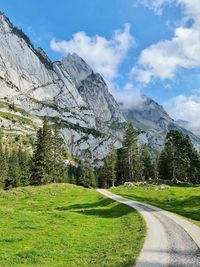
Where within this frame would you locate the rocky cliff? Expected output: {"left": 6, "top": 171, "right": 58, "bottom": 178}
{"left": 0, "top": 12, "right": 200, "bottom": 165}
{"left": 0, "top": 12, "right": 126, "bottom": 165}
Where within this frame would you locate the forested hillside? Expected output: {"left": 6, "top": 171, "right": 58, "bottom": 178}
{"left": 1, "top": 119, "right": 199, "bottom": 190}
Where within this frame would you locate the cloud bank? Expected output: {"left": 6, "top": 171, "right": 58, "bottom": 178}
{"left": 133, "top": 0, "right": 200, "bottom": 83}
{"left": 50, "top": 1, "right": 200, "bottom": 122}
{"left": 51, "top": 24, "right": 145, "bottom": 110}
{"left": 164, "top": 90, "right": 200, "bottom": 135}
{"left": 51, "top": 24, "right": 134, "bottom": 83}
{"left": 114, "top": 83, "right": 145, "bottom": 110}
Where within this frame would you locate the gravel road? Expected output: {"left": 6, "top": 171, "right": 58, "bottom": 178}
{"left": 97, "top": 189, "right": 200, "bottom": 267}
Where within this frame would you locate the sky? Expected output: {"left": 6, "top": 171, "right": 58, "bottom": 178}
{"left": 1, "top": 0, "right": 200, "bottom": 132}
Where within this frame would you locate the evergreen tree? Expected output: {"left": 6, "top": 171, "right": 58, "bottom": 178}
{"left": 0, "top": 142, "right": 8, "bottom": 188}
{"left": 7, "top": 150, "right": 21, "bottom": 188}
{"left": 68, "top": 164, "right": 78, "bottom": 185}
{"left": 31, "top": 118, "right": 71, "bottom": 185}
{"left": 77, "top": 164, "right": 96, "bottom": 188}
{"left": 140, "top": 144, "right": 154, "bottom": 179}
{"left": 31, "top": 128, "right": 45, "bottom": 185}
{"left": 51, "top": 125, "right": 68, "bottom": 183}
{"left": 184, "top": 136, "right": 200, "bottom": 183}
{"left": 31, "top": 118, "right": 53, "bottom": 185}
{"left": 97, "top": 168, "right": 108, "bottom": 188}
{"left": 134, "top": 151, "right": 143, "bottom": 180}
{"left": 158, "top": 129, "right": 200, "bottom": 183}
{"left": 166, "top": 130, "right": 190, "bottom": 181}
{"left": 17, "top": 147, "right": 31, "bottom": 186}
{"left": 151, "top": 154, "right": 159, "bottom": 179}
{"left": 115, "top": 148, "right": 126, "bottom": 185}
{"left": 158, "top": 143, "right": 173, "bottom": 180}
{"left": 41, "top": 117, "right": 54, "bottom": 183}
{"left": 102, "top": 146, "right": 117, "bottom": 187}
{"left": 123, "top": 123, "right": 141, "bottom": 181}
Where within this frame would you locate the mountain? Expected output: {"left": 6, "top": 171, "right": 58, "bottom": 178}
{"left": 0, "top": 12, "right": 200, "bottom": 165}
{"left": 0, "top": 12, "right": 126, "bottom": 165}
{"left": 123, "top": 96, "right": 200, "bottom": 151}
{"left": 175, "top": 119, "right": 200, "bottom": 138}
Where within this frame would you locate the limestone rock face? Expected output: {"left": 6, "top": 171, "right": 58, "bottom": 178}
{"left": 0, "top": 12, "right": 199, "bottom": 165}
{"left": 0, "top": 13, "right": 126, "bottom": 165}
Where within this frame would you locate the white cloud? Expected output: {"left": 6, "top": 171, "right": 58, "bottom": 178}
{"left": 136, "top": 0, "right": 174, "bottom": 15}
{"left": 133, "top": 0, "right": 200, "bottom": 83}
{"left": 192, "top": 88, "right": 200, "bottom": 94}
{"left": 164, "top": 92, "right": 200, "bottom": 134}
{"left": 50, "top": 24, "right": 141, "bottom": 110}
{"left": 113, "top": 83, "right": 145, "bottom": 110}
{"left": 50, "top": 24, "right": 134, "bottom": 83}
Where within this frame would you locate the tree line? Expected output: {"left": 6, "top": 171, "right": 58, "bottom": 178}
{"left": 0, "top": 118, "right": 72, "bottom": 189}
{"left": 0, "top": 117, "right": 98, "bottom": 190}
{"left": 158, "top": 129, "right": 200, "bottom": 184}
{"left": 99, "top": 124, "right": 200, "bottom": 187}
{"left": 0, "top": 120, "right": 200, "bottom": 190}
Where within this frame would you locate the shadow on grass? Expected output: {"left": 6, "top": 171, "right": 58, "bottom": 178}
{"left": 56, "top": 197, "right": 135, "bottom": 218}
{"left": 14, "top": 225, "right": 41, "bottom": 230}
{"left": 121, "top": 194, "right": 200, "bottom": 222}
{"left": 74, "top": 203, "right": 136, "bottom": 218}
{"left": 0, "top": 237, "right": 23, "bottom": 243}
{"left": 55, "top": 198, "right": 113, "bottom": 211}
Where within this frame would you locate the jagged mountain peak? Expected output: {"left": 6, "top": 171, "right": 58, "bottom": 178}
{"left": 65, "top": 52, "right": 90, "bottom": 67}
{"left": 123, "top": 95, "right": 200, "bottom": 151}
{"left": 62, "top": 53, "right": 93, "bottom": 88}
{"left": 0, "top": 13, "right": 126, "bottom": 165}
{"left": 123, "top": 95, "right": 173, "bottom": 132}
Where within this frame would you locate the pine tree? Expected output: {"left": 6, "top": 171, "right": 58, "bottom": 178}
{"left": 140, "top": 144, "right": 154, "bottom": 179}
{"left": 102, "top": 146, "right": 117, "bottom": 187}
{"left": 97, "top": 168, "right": 107, "bottom": 188}
{"left": 184, "top": 136, "right": 200, "bottom": 183}
{"left": 17, "top": 147, "right": 31, "bottom": 186}
{"left": 0, "top": 142, "right": 8, "bottom": 188}
{"left": 68, "top": 165, "right": 77, "bottom": 185}
{"left": 158, "top": 129, "right": 200, "bottom": 183}
{"left": 31, "top": 119, "right": 71, "bottom": 185}
{"left": 31, "top": 117, "right": 53, "bottom": 185}
{"left": 51, "top": 125, "right": 68, "bottom": 183}
{"left": 151, "top": 154, "right": 159, "bottom": 179}
{"left": 41, "top": 117, "right": 54, "bottom": 183}
{"left": 123, "top": 123, "right": 141, "bottom": 181}
{"left": 115, "top": 148, "right": 126, "bottom": 185}
{"left": 31, "top": 128, "right": 44, "bottom": 185}
{"left": 77, "top": 164, "right": 96, "bottom": 188}
{"left": 7, "top": 150, "right": 21, "bottom": 188}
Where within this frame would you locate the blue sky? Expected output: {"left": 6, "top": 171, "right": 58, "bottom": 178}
{"left": 1, "top": 0, "right": 200, "bottom": 132}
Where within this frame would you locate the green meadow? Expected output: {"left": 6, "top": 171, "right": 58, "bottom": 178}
{"left": 111, "top": 185, "right": 200, "bottom": 227}
{"left": 0, "top": 184, "right": 145, "bottom": 267}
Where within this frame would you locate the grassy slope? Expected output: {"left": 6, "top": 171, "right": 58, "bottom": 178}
{"left": 111, "top": 185, "right": 200, "bottom": 227}
{"left": 0, "top": 184, "right": 145, "bottom": 267}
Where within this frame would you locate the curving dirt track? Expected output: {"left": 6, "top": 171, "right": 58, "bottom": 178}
{"left": 97, "top": 189, "right": 200, "bottom": 267}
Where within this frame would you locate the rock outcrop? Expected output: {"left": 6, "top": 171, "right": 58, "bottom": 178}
{"left": 0, "top": 13, "right": 126, "bottom": 165}
{"left": 0, "top": 12, "right": 200, "bottom": 166}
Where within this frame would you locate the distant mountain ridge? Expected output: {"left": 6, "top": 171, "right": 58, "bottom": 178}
{"left": 123, "top": 95, "right": 200, "bottom": 151}
{"left": 0, "top": 12, "right": 199, "bottom": 165}
{"left": 175, "top": 119, "right": 200, "bottom": 138}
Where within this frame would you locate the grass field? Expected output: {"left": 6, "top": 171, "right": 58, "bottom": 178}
{"left": 111, "top": 185, "right": 200, "bottom": 227}
{"left": 0, "top": 184, "right": 145, "bottom": 267}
